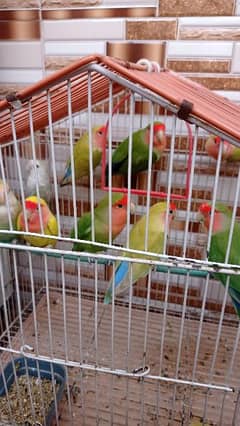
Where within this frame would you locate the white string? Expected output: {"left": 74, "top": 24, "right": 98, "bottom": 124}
{"left": 136, "top": 58, "right": 162, "bottom": 72}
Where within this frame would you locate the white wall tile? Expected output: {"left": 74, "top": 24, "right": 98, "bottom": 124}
{"left": 214, "top": 90, "right": 240, "bottom": 103}
{"left": 45, "top": 41, "right": 105, "bottom": 56}
{"left": 236, "top": 0, "right": 240, "bottom": 14}
{"left": 179, "top": 17, "right": 240, "bottom": 26}
{"left": 167, "top": 41, "right": 233, "bottom": 58}
{"left": 0, "top": 42, "right": 42, "bottom": 68}
{"left": 43, "top": 19, "right": 125, "bottom": 41}
{"left": 231, "top": 43, "right": 240, "bottom": 73}
{"left": 0, "top": 69, "right": 43, "bottom": 84}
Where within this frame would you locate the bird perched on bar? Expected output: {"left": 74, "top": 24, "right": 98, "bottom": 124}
{"left": 198, "top": 202, "right": 240, "bottom": 317}
{"left": 105, "top": 122, "right": 166, "bottom": 187}
{"left": 26, "top": 159, "right": 51, "bottom": 203}
{"left": 60, "top": 125, "right": 107, "bottom": 187}
{"left": 71, "top": 192, "right": 135, "bottom": 253}
{"left": 17, "top": 196, "right": 58, "bottom": 247}
{"left": 0, "top": 179, "right": 21, "bottom": 242}
{"left": 205, "top": 134, "right": 240, "bottom": 162}
{"left": 104, "top": 201, "right": 176, "bottom": 304}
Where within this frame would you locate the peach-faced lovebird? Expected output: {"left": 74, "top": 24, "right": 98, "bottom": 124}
{"left": 105, "top": 122, "right": 166, "bottom": 185}
{"left": 60, "top": 125, "right": 106, "bottom": 186}
{"left": 0, "top": 179, "right": 21, "bottom": 242}
{"left": 104, "top": 201, "right": 176, "bottom": 304}
{"left": 17, "top": 196, "right": 58, "bottom": 247}
{"left": 205, "top": 134, "right": 240, "bottom": 162}
{"left": 198, "top": 202, "right": 240, "bottom": 317}
{"left": 71, "top": 192, "right": 135, "bottom": 253}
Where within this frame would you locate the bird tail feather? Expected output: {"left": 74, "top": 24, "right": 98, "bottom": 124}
{"left": 104, "top": 261, "right": 129, "bottom": 304}
{"left": 229, "top": 287, "right": 240, "bottom": 318}
{"left": 60, "top": 165, "right": 71, "bottom": 187}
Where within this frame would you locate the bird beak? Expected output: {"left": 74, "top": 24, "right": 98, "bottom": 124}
{"left": 157, "top": 129, "right": 165, "bottom": 140}
{"left": 25, "top": 209, "right": 32, "bottom": 220}
{"left": 130, "top": 202, "right": 135, "bottom": 214}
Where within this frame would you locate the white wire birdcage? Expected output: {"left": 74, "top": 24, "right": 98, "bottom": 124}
{"left": 0, "top": 54, "right": 240, "bottom": 425}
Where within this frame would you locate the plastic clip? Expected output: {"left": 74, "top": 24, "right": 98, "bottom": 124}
{"left": 6, "top": 92, "right": 22, "bottom": 110}
{"left": 177, "top": 99, "right": 193, "bottom": 121}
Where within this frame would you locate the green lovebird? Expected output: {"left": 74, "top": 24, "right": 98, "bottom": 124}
{"left": 198, "top": 202, "right": 240, "bottom": 317}
{"left": 205, "top": 134, "right": 240, "bottom": 162}
{"left": 60, "top": 125, "right": 106, "bottom": 186}
{"left": 0, "top": 179, "right": 21, "bottom": 242}
{"left": 70, "top": 192, "right": 135, "bottom": 253}
{"left": 104, "top": 201, "right": 176, "bottom": 304}
{"left": 105, "top": 122, "right": 166, "bottom": 186}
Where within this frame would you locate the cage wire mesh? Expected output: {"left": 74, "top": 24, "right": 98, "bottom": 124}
{"left": 0, "top": 56, "right": 239, "bottom": 425}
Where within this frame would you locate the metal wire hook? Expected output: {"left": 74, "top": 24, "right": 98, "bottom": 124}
{"left": 132, "top": 365, "right": 150, "bottom": 377}
{"left": 20, "top": 344, "right": 34, "bottom": 356}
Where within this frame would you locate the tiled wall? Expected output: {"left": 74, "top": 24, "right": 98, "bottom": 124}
{"left": 1, "top": 0, "right": 240, "bottom": 104}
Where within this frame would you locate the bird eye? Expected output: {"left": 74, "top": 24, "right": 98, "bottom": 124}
{"left": 98, "top": 130, "right": 103, "bottom": 136}
{"left": 117, "top": 204, "right": 123, "bottom": 208}
{"left": 36, "top": 164, "right": 39, "bottom": 168}
{"left": 169, "top": 209, "right": 174, "bottom": 214}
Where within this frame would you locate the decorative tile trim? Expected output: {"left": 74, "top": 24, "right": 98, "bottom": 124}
{"left": 107, "top": 41, "right": 166, "bottom": 65}
{"left": 0, "top": 11, "right": 40, "bottom": 41}
{"left": 0, "top": 11, "right": 39, "bottom": 20}
{"left": 0, "top": 21, "right": 40, "bottom": 40}
{"left": 42, "top": 7, "right": 156, "bottom": 19}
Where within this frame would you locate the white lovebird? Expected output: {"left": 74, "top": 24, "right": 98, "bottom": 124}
{"left": 26, "top": 159, "right": 51, "bottom": 203}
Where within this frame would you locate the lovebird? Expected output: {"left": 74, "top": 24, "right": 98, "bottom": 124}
{"left": 198, "top": 202, "right": 240, "bottom": 317}
{"left": 105, "top": 122, "right": 166, "bottom": 186}
{"left": 26, "top": 159, "right": 51, "bottom": 203}
{"left": 71, "top": 192, "right": 135, "bottom": 253}
{"left": 0, "top": 179, "right": 21, "bottom": 242}
{"left": 104, "top": 201, "right": 176, "bottom": 304}
{"left": 17, "top": 196, "right": 58, "bottom": 247}
{"left": 205, "top": 134, "right": 240, "bottom": 162}
{"left": 60, "top": 125, "right": 106, "bottom": 186}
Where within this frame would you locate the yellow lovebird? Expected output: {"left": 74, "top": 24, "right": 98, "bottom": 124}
{"left": 17, "top": 196, "right": 58, "bottom": 247}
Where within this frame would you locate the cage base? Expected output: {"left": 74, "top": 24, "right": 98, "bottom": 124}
{"left": 1, "top": 292, "right": 239, "bottom": 425}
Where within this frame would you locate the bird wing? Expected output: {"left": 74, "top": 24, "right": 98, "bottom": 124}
{"left": 70, "top": 212, "right": 92, "bottom": 241}
{"left": 45, "top": 213, "right": 58, "bottom": 237}
{"left": 110, "top": 129, "right": 144, "bottom": 170}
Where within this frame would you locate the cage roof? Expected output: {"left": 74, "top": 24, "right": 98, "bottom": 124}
{"left": 0, "top": 54, "right": 240, "bottom": 145}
